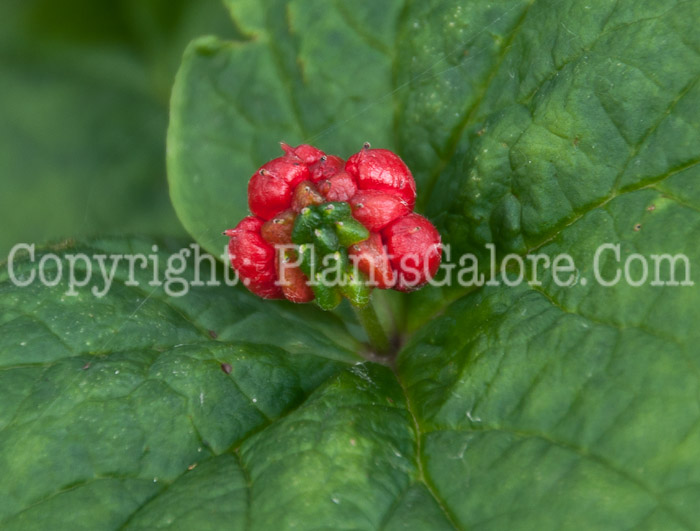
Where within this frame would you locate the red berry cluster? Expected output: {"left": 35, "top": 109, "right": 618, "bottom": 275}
{"left": 224, "top": 143, "right": 441, "bottom": 308}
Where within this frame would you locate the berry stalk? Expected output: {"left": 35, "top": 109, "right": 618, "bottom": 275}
{"left": 352, "top": 300, "right": 391, "bottom": 355}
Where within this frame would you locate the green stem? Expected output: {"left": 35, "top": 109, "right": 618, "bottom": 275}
{"left": 353, "top": 301, "right": 391, "bottom": 355}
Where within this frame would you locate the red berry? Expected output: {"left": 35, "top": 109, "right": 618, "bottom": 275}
{"left": 318, "top": 171, "right": 357, "bottom": 202}
{"left": 310, "top": 155, "right": 345, "bottom": 182}
{"left": 248, "top": 158, "right": 310, "bottom": 220}
{"left": 349, "top": 190, "right": 411, "bottom": 232}
{"left": 277, "top": 249, "right": 315, "bottom": 303}
{"left": 280, "top": 143, "right": 326, "bottom": 165}
{"left": 291, "top": 181, "right": 325, "bottom": 212}
{"left": 345, "top": 146, "right": 416, "bottom": 209}
{"left": 225, "top": 217, "right": 283, "bottom": 299}
{"left": 261, "top": 209, "right": 296, "bottom": 245}
{"left": 349, "top": 232, "right": 395, "bottom": 289}
{"left": 382, "top": 213, "right": 441, "bottom": 292}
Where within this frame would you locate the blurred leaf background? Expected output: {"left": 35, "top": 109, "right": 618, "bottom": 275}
{"left": 0, "top": 0, "right": 238, "bottom": 256}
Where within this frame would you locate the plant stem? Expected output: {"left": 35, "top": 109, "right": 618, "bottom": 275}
{"left": 353, "top": 301, "right": 391, "bottom": 355}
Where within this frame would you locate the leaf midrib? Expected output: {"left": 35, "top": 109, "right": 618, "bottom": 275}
{"left": 393, "top": 365, "right": 463, "bottom": 530}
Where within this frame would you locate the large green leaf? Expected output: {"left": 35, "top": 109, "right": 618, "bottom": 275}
{"left": 399, "top": 185, "right": 700, "bottom": 528}
{"left": 167, "top": 0, "right": 401, "bottom": 256}
{"left": 418, "top": 0, "right": 700, "bottom": 256}
{"left": 4, "top": 0, "right": 700, "bottom": 528}
{"left": 0, "top": 237, "right": 360, "bottom": 528}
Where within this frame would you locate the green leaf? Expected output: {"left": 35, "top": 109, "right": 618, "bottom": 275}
{"left": 5, "top": 0, "right": 700, "bottom": 528}
{"left": 398, "top": 183, "right": 700, "bottom": 527}
{"left": 416, "top": 0, "right": 700, "bottom": 257}
{"left": 0, "top": 237, "right": 364, "bottom": 527}
{"left": 167, "top": 0, "right": 401, "bottom": 257}
{"left": 404, "top": 0, "right": 700, "bottom": 329}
